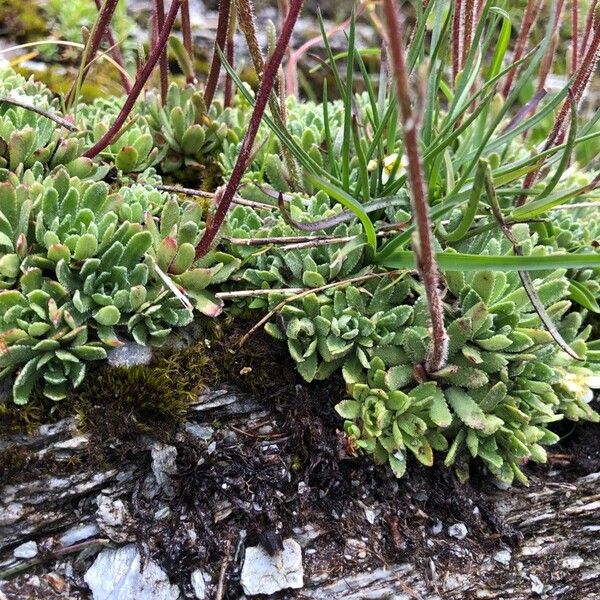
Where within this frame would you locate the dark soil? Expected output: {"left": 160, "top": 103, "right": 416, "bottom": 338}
{"left": 3, "top": 318, "right": 598, "bottom": 598}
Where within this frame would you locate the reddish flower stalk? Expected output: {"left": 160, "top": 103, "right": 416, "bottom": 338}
{"left": 501, "top": 0, "right": 542, "bottom": 98}
{"left": 237, "top": 0, "right": 300, "bottom": 188}
{"left": 195, "top": 0, "right": 304, "bottom": 259}
{"left": 181, "top": 0, "right": 194, "bottom": 83}
{"left": 537, "top": 0, "right": 565, "bottom": 92}
{"left": 463, "top": 0, "right": 475, "bottom": 67}
{"left": 517, "top": 15, "right": 600, "bottom": 206}
{"left": 93, "top": 0, "right": 132, "bottom": 93}
{"left": 66, "top": 0, "right": 120, "bottom": 108}
{"left": 572, "top": 0, "right": 579, "bottom": 73}
{"left": 581, "top": 0, "right": 599, "bottom": 59}
{"left": 224, "top": 2, "right": 237, "bottom": 108}
{"left": 383, "top": 0, "right": 448, "bottom": 373}
{"left": 451, "top": 0, "right": 464, "bottom": 82}
{"left": 153, "top": 0, "right": 169, "bottom": 105}
{"left": 84, "top": 0, "right": 182, "bottom": 159}
{"left": 285, "top": 3, "right": 367, "bottom": 99}
{"left": 204, "top": 0, "right": 232, "bottom": 108}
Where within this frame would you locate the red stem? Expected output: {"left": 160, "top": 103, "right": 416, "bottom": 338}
{"left": 517, "top": 14, "right": 600, "bottom": 206}
{"left": 84, "top": 0, "right": 182, "bottom": 159}
{"left": 501, "top": 0, "right": 542, "bottom": 98}
{"left": 572, "top": 0, "right": 579, "bottom": 73}
{"left": 181, "top": 0, "right": 195, "bottom": 83}
{"left": 195, "top": 0, "right": 304, "bottom": 259}
{"left": 452, "top": 0, "right": 463, "bottom": 82}
{"left": 93, "top": 0, "right": 132, "bottom": 93}
{"left": 153, "top": 0, "right": 169, "bottom": 105}
{"left": 224, "top": 3, "right": 236, "bottom": 108}
{"left": 66, "top": 0, "right": 120, "bottom": 107}
{"left": 204, "top": 0, "right": 232, "bottom": 108}
{"left": 383, "top": 0, "right": 448, "bottom": 373}
{"left": 581, "top": 0, "right": 599, "bottom": 60}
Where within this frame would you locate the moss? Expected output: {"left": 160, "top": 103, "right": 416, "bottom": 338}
{"left": 0, "top": 0, "right": 48, "bottom": 42}
{"left": 0, "top": 446, "right": 32, "bottom": 485}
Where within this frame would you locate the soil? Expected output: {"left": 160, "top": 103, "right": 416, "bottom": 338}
{"left": 1, "top": 320, "right": 599, "bottom": 599}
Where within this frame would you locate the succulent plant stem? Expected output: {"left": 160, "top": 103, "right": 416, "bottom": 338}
{"left": 93, "top": 0, "right": 131, "bottom": 93}
{"left": 84, "top": 0, "right": 182, "bottom": 159}
{"left": 194, "top": 0, "right": 304, "bottom": 260}
{"left": 66, "top": 0, "right": 121, "bottom": 109}
{"left": 204, "top": 0, "right": 232, "bottom": 108}
{"left": 153, "top": 0, "right": 169, "bottom": 105}
{"left": 501, "top": 0, "right": 542, "bottom": 98}
{"left": 383, "top": 0, "right": 448, "bottom": 374}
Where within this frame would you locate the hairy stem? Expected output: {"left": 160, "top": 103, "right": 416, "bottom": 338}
{"left": 83, "top": 0, "right": 182, "bottom": 159}
{"left": 451, "top": 0, "right": 464, "bottom": 83}
{"left": 204, "top": 0, "right": 232, "bottom": 108}
{"left": 224, "top": 2, "right": 237, "bottom": 108}
{"left": 66, "top": 0, "right": 120, "bottom": 109}
{"left": 195, "top": 0, "right": 304, "bottom": 259}
{"left": 383, "top": 0, "right": 448, "bottom": 373}
{"left": 93, "top": 0, "right": 131, "bottom": 93}
{"left": 181, "top": 0, "right": 194, "bottom": 83}
{"left": 572, "top": 0, "right": 579, "bottom": 73}
{"left": 501, "top": 0, "right": 542, "bottom": 97}
{"left": 153, "top": 0, "right": 169, "bottom": 105}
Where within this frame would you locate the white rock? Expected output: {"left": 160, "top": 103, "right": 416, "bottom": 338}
{"left": 13, "top": 541, "right": 38, "bottom": 559}
{"left": 190, "top": 570, "right": 206, "bottom": 599}
{"left": 448, "top": 523, "right": 468, "bottom": 540}
{"left": 84, "top": 544, "right": 180, "bottom": 600}
{"left": 107, "top": 343, "right": 153, "bottom": 368}
{"left": 494, "top": 549, "right": 512, "bottom": 566}
{"left": 561, "top": 555, "right": 584, "bottom": 570}
{"left": 184, "top": 423, "right": 213, "bottom": 441}
{"left": 240, "top": 538, "right": 303, "bottom": 596}
{"left": 151, "top": 443, "right": 178, "bottom": 495}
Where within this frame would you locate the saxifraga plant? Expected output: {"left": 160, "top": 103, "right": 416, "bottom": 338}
{"left": 2, "top": 0, "right": 600, "bottom": 489}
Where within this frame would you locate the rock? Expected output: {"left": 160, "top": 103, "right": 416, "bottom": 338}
{"left": 13, "top": 541, "right": 37, "bottom": 559}
{"left": 494, "top": 549, "right": 512, "bottom": 566}
{"left": 107, "top": 343, "right": 153, "bottom": 368}
{"left": 151, "top": 443, "right": 178, "bottom": 496}
{"left": 96, "top": 496, "right": 134, "bottom": 543}
{"left": 190, "top": 570, "right": 206, "bottom": 599}
{"left": 84, "top": 544, "right": 180, "bottom": 600}
{"left": 184, "top": 423, "right": 213, "bottom": 441}
{"left": 561, "top": 555, "right": 584, "bottom": 569}
{"left": 240, "top": 538, "right": 303, "bottom": 596}
{"left": 344, "top": 538, "right": 368, "bottom": 561}
{"left": 448, "top": 523, "right": 468, "bottom": 540}
{"left": 292, "top": 524, "right": 323, "bottom": 548}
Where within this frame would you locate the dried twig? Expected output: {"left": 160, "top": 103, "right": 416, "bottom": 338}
{"left": 239, "top": 270, "right": 406, "bottom": 346}
{"left": 0, "top": 97, "right": 78, "bottom": 132}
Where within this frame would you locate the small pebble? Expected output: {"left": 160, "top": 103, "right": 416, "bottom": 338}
{"left": 13, "top": 541, "right": 38, "bottom": 559}
{"left": 494, "top": 549, "right": 512, "bottom": 566}
{"left": 448, "top": 523, "right": 468, "bottom": 540}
